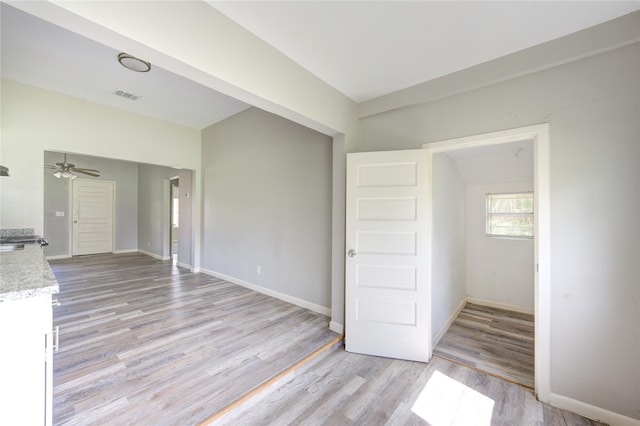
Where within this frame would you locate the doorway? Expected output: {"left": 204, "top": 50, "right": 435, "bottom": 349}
{"left": 169, "top": 177, "right": 179, "bottom": 263}
{"left": 424, "top": 123, "right": 550, "bottom": 401}
{"left": 344, "top": 124, "right": 550, "bottom": 400}
{"left": 430, "top": 138, "right": 535, "bottom": 388}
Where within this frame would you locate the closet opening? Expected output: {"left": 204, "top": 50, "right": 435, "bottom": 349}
{"left": 424, "top": 123, "right": 550, "bottom": 400}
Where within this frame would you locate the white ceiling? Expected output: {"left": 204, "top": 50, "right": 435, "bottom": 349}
{"left": 444, "top": 140, "right": 534, "bottom": 184}
{"left": 210, "top": 1, "right": 640, "bottom": 102}
{"left": 1, "top": 1, "right": 639, "bottom": 129}
{"left": 0, "top": 3, "right": 250, "bottom": 130}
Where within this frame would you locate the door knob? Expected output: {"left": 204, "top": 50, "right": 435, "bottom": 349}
{"left": 347, "top": 249, "right": 356, "bottom": 258}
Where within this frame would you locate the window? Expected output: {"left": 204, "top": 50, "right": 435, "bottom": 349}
{"left": 486, "top": 192, "right": 533, "bottom": 238}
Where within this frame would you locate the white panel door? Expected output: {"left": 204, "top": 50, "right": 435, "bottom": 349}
{"left": 72, "top": 179, "right": 114, "bottom": 255}
{"left": 345, "top": 149, "right": 431, "bottom": 362}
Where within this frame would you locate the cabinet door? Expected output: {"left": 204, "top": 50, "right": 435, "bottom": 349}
{"left": 0, "top": 295, "right": 50, "bottom": 425}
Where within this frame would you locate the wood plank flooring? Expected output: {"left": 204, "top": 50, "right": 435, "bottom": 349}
{"left": 213, "top": 344, "right": 603, "bottom": 426}
{"left": 48, "top": 253, "right": 339, "bottom": 425}
{"left": 434, "top": 303, "right": 535, "bottom": 388}
{"left": 50, "top": 254, "right": 600, "bottom": 426}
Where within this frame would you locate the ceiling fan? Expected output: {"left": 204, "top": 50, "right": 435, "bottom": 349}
{"left": 45, "top": 154, "right": 100, "bottom": 179}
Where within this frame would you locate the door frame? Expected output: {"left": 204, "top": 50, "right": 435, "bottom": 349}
{"left": 422, "top": 123, "right": 550, "bottom": 403}
{"left": 168, "top": 176, "right": 179, "bottom": 261}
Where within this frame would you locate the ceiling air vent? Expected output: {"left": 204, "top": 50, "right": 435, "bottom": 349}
{"left": 113, "top": 90, "right": 141, "bottom": 101}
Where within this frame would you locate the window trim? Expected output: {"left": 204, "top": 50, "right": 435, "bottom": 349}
{"left": 485, "top": 191, "right": 534, "bottom": 239}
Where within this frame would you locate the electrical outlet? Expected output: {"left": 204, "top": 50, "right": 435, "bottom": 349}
{"left": 55, "top": 211, "right": 65, "bottom": 217}
{"left": 256, "top": 265, "right": 261, "bottom": 275}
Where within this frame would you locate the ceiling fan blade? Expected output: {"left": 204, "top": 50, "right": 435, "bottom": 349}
{"left": 72, "top": 167, "right": 100, "bottom": 173}
{"left": 74, "top": 169, "right": 101, "bottom": 177}
{"left": 44, "top": 165, "right": 58, "bottom": 169}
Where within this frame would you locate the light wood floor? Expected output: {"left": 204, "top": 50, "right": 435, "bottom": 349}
{"left": 49, "top": 253, "right": 339, "bottom": 425}
{"left": 213, "top": 343, "right": 602, "bottom": 426}
{"left": 434, "top": 303, "right": 535, "bottom": 388}
{"left": 50, "top": 253, "right": 600, "bottom": 425}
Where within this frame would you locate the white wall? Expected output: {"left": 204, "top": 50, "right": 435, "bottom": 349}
{"left": 440, "top": 140, "right": 534, "bottom": 312}
{"left": 431, "top": 153, "right": 467, "bottom": 343}
{"left": 0, "top": 80, "right": 202, "bottom": 266}
{"left": 201, "top": 107, "right": 333, "bottom": 313}
{"left": 359, "top": 43, "right": 640, "bottom": 421}
{"left": 465, "top": 182, "right": 534, "bottom": 311}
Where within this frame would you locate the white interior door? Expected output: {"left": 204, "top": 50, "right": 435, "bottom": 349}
{"left": 345, "top": 149, "right": 431, "bottom": 362}
{"left": 72, "top": 179, "right": 114, "bottom": 255}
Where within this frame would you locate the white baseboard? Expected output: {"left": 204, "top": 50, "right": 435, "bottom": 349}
{"left": 432, "top": 298, "right": 467, "bottom": 347}
{"left": 176, "top": 261, "right": 192, "bottom": 270}
{"left": 200, "top": 269, "right": 331, "bottom": 317}
{"left": 329, "top": 321, "right": 344, "bottom": 335}
{"left": 45, "top": 254, "right": 71, "bottom": 260}
{"left": 138, "top": 250, "right": 170, "bottom": 261}
{"left": 550, "top": 393, "right": 640, "bottom": 426}
{"left": 113, "top": 249, "right": 138, "bottom": 254}
{"left": 47, "top": 249, "right": 139, "bottom": 260}
{"left": 465, "top": 296, "right": 534, "bottom": 315}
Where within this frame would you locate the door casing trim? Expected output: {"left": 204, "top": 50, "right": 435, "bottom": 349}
{"left": 422, "top": 123, "right": 551, "bottom": 403}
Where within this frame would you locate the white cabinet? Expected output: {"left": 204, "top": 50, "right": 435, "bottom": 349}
{"left": 0, "top": 294, "right": 54, "bottom": 425}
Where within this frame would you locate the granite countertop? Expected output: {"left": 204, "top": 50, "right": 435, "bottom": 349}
{"left": 0, "top": 245, "right": 59, "bottom": 302}
{"left": 0, "top": 228, "right": 36, "bottom": 238}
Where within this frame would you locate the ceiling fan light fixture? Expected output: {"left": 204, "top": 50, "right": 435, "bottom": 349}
{"left": 46, "top": 154, "right": 101, "bottom": 179}
{"left": 118, "top": 52, "right": 151, "bottom": 72}
{"left": 53, "top": 170, "right": 77, "bottom": 179}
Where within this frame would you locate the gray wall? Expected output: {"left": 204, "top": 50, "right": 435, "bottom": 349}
{"left": 431, "top": 153, "right": 467, "bottom": 342}
{"left": 359, "top": 43, "right": 640, "bottom": 420}
{"left": 202, "top": 107, "right": 333, "bottom": 309}
{"left": 44, "top": 151, "right": 193, "bottom": 267}
{"left": 137, "top": 163, "right": 190, "bottom": 262}
{"left": 43, "top": 151, "right": 138, "bottom": 257}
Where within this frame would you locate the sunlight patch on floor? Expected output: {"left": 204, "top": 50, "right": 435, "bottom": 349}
{"left": 411, "top": 370, "right": 494, "bottom": 426}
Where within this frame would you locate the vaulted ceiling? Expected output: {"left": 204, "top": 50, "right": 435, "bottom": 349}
{"left": 2, "top": 1, "right": 639, "bottom": 129}
{"left": 211, "top": 1, "right": 640, "bottom": 102}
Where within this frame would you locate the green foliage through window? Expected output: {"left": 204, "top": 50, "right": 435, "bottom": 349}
{"left": 486, "top": 192, "right": 533, "bottom": 238}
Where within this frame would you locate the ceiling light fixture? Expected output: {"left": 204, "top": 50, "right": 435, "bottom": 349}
{"left": 117, "top": 52, "right": 151, "bottom": 72}
{"left": 53, "top": 170, "right": 77, "bottom": 179}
